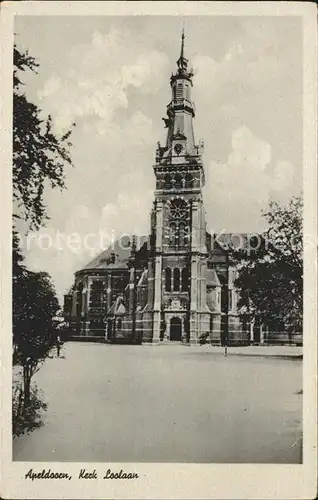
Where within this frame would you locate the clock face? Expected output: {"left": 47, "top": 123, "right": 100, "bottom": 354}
{"left": 169, "top": 200, "right": 187, "bottom": 220}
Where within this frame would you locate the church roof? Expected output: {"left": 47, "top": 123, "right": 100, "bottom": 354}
{"left": 78, "top": 231, "right": 259, "bottom": 274}
{"left": 210, "top": 233, "right": 255, "bottom": 251}
{"left": 80, "top": 235, "right": 148, "bottom": 271}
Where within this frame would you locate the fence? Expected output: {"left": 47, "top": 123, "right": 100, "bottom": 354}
{"left": 208, "top": 328, "right": 302, "bottom": 347}
{"left": 63, "top": 326, "right": 303, "bottom": 346}
{"left": 264, "top": 331, "right": 302, "bottom": 346}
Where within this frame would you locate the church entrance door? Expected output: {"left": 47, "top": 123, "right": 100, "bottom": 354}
{"left": 170, "top": 317, "right": 182, "bottom": 341}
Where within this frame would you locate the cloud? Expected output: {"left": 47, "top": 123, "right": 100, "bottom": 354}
{"left": 229, "top": 126, "right": 271, "bottom": 171}
{"left": 193, "top": 24, "right": 291, "bottom": 92}
{"left": 22, "top": 27, "right": 169, "bottom": 299}
{"left": 19, "top": 20, "right": 301, "bottom": 301}
{"left": 38, "top": 28, "right": 168, "bottom": 135}
{"left": 191, "top": 20, "right": 302, "bottom": 170}
{"left": 205, "top": 126, "right": 300, "bottom": 233}
{"left": 270, "top": 161, "right": 299, "bottom": 203}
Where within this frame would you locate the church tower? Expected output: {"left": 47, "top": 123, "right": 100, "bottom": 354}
{"left": 145, "top": 31, "right": 211, "bottom": 343}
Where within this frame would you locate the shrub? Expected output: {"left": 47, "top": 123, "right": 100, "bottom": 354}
{"left": 199, "top": 331, "right": 210, "bottom": 345}
{"left": 12, "top": 379, "right": 47, "bottom": 437}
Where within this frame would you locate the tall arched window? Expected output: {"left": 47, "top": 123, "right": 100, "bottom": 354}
{"left": 174, "top": 174, "right": 182, "bottom": 189}
{"left": 165, "top": 268, "right": 172, "bottom": 292}
{"left": 173, "top": 268, "right": 181, "bottom": 292}
{"left": 185, "top": 173, "right": 193, "bottom": 188}
{"left": 168, "top": 199, "right": 188, "bottom": 248}
{"left": 164, "top": 174, "right": 172, "bottom": 189}
{"left": 90, "top": 281, "right": 104, "bottom": 311}
{"left": 76, "top": 282, "right": 84, "bottom": 317}
{"left": 179, "top": 222, "right": 187, "bottom": 247}
{"left": 169, "top": 222, "right": 176, "bottom": 247}
{"left": 181, "top": 267, "right": 189, "bottom": 292}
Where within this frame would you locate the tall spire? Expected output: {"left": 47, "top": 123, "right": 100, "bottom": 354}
{"left": 177, "top": 25, "right": 188, "bottom": 73}
{"left": 155, "top": 30, "right": 204, "bottom": 171}
{"left": 180, "top": 27, "right": 185, "bottom": 60}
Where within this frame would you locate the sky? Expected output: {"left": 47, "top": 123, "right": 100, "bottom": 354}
{"left": 14, "top": 15, "right": 303, "bottom": 301}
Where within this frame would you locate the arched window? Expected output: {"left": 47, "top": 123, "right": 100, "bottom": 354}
{"left": 181, "top": 267, "right": 189, "bottom": 292}
{"left": 76, "top": 282, "right": 84, "bottom": 317}
{"left": 174, "top": 174, "right": 182, "bottom": 190}
{"left": 185, "top": 173, "right": 193, "bottom": 188}
{"left": 117, "top": 318, "right": 122, "bottom": 330}
{"left": 168, "top": 200, "right": 188, "bottom": 248}
{"left": 90, "top": 281, "right": 104, "bottom": 311}
{"left": 178, "top": 222, "right": 187, "bottom": 247}
{"left": 165, "top": 268, "right": 172, "bottom": 292}
{"left": 164, "top": 174, "right": 172, "bottom": 189}
{"left": 173, "top": 268, "right": 181, "bottom": 292}
{"left": 169, "top": 222, "right": 176, "bottom": 247}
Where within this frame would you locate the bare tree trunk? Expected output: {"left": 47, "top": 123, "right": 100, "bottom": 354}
{"left": 17, "top": 386, "right": 24, "bottom": 416}
{"left": 23, "top": 364, "right": 31, "bottom": 408}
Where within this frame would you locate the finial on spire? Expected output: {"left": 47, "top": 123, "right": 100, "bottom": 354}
{"left": 180, "top": 25, "right": 185, "bottom": 60}
{"left": 177, "top": 23, "right": 188, "bottom": 72}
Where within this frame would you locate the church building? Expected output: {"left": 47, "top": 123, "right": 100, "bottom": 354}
{"left": 63, "top": 33, "right": 257, "bottom": 345}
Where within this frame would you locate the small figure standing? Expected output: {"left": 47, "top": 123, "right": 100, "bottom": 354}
{"left": 224, "top": 336, "right": 228, "bottom": 357}
{"left": 56, "top": 335, "right": 61, "bottom": 358}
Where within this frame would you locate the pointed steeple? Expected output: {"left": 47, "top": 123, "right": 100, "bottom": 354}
{"left": 177, "top": 27, "right": 188, "bottom": 73}
{"left": 180, "top": 27, "right": 185, "bottom": 59}
{"left": 155, "top": 31, "right": 206, "bottom": 165}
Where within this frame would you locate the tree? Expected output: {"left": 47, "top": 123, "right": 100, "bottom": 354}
{"left": 13, "top": 263, "right": 59, "bottom": 407}
{"left": 233, "top": 196, "right": 303, "bottom": 332}
{"left": 13, "top": 45, "right": 74, "bottom": 230}
{"left": 12, "top": 45, "right": 74, "bottom": 428}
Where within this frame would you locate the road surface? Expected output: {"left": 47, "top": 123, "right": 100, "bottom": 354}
{"left": 13, "top": 342, "right": 302, "bottom": 463}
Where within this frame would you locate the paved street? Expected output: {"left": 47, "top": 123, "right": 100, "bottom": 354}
{"left": 13, "top": 342, "right": 302, "bottom": 463}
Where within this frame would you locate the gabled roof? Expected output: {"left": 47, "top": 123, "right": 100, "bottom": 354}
{"left": 208, "top": 232, "right": 252, "bottom": 252}
{"left": 137, "top": 269, "right": 148, "bottom": 287}
{"left": 80, "top": 235, "right": 148, "bottom": 271}
{"left": 108, "top": 296, "right": 126, "bottom": 316}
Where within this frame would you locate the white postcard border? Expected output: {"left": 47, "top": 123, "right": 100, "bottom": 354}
{"left": 1, "top": 2, "right": 317, "bottom": 499}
